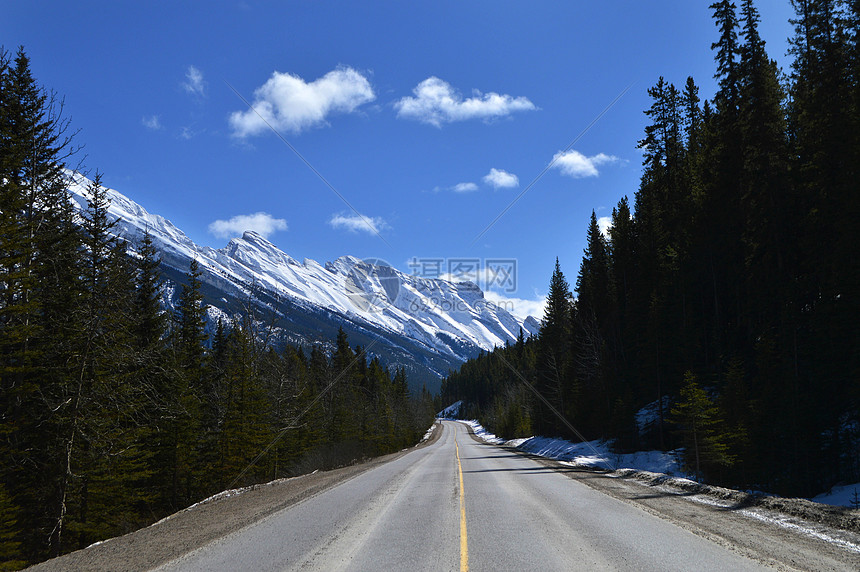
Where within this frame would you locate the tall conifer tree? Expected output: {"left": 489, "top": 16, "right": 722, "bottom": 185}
{"left": 536, "top": 259, "right": 571, "bottom": 435}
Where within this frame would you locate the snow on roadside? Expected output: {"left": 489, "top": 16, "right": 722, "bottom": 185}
{"left": 459, "top": 420, "right": 506, "bottom": 445}
{"left": 145, "top": 485, "right": 258, "bottom": 531}
{"left": 457, "top": 418, "right": 860, "bottom": 511}
{"left": 814, "top": 483, "right": 860, "bottom": 508}
{"left": 458, "top": 419, "right": 688, "bottom": 477}
{"left": 421, "top": 423, "right": 436, "bottom": 442}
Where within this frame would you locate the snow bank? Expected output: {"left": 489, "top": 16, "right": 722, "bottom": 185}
{"left": 461, "top": 419, "right": 688, "bottom": 477}
{"left": 459, "top": 420, "right": 506, "bottom": 444}
{"left": 460, "top": 419, "right": 860, "bottom": 510}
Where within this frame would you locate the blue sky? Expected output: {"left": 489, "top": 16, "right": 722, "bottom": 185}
{"left": 3, "top": 1, "right": 796, "bottom": 319}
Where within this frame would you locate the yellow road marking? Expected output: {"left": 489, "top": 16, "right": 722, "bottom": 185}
{"left": 455, "top": 432, "right": 469, "bottom": 572}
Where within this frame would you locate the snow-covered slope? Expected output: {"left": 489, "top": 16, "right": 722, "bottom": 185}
{"left": 65, "top": 173, "right": 539, "bottom": 364}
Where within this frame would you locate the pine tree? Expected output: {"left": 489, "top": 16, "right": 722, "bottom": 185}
{"left": 787, "top": 0, "right": 859, "bottom": 492}
{"left": 330, "top": 327, "right": 359, "bottom": 444}
{"left": 218, "top": 319, "right": 272, "bottom": 487}
{"left": 574, "top": 211, "right": 614, "bottom": 435}
{"left": 440, "top": 0, "right": 860, "bottom": 498}
{"left": 718, "top": 357, "right": 753, "bottom": 484}
{"left": 0, "top": 46, "right": 82, "bottom": 561}
{"left": 175, "top": 259, "right": 208, "bottom": 373}
{"left": 632, "top": 76, "right": 695, "bottom": 448}
{"left": 711, "top": 0, "right": 742, "bottom": 112}
{"left": 576, "top": 211, "right": 613, "bottom": 325}
{"left": 670, "top": 372, "right": 734, "bottom": 482}
{"left": 608, "top": 197, "right": 635, "bottom": 338}
{"left": 535, "top": 258, "right": 571, "bottom": 436}
{"left": 165, "top": 259, "right": 208, "bottom": 508}
{"left": 738, "top": 0, "right": 792, "bottom": 334}
{"left": 680, "top": 77, "right": 703, "bottom": 199}
{"left": 0, "top": 483, "right": 25, "bottom": 570}
{"left": 45, "top": 174, "right": 154, "bottom": 550}
{"left": 134, "top": 232, "right": 167, "bottom": 351}
{"left": 702, "top": 0, "right": 747, "bottom": 366}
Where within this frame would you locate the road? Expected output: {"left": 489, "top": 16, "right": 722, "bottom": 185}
{"left": 155, "top": 420, "right": 775, "bottom": 571}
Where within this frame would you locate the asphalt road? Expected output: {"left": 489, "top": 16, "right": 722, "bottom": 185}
{"left": 155, "top": 420, "right": 772, "bottom": 571}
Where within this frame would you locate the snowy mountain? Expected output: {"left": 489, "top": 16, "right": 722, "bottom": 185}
{"left": 65, "top": 173, "right": 540, "bottom": 391}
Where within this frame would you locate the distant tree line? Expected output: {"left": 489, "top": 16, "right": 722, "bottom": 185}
{"left": 0, "top": 47, "right": 435, "bottom": 569}
{"left": 442, "top": 0, "right": 860, "bottom": 497}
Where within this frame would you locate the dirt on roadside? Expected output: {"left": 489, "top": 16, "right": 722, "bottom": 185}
{"left": 612, "top": 467, "right": 860, "bottom": 534}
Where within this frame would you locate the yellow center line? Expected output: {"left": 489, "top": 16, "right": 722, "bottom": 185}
{"left": 455, "top": 431, "right": 469, "bottom": 572}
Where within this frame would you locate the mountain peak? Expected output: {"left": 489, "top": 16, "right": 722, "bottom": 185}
{"left": 241, "top": 229, "right": 269, "bottom": 244}
{"left": 224, "top": 231, "right": 296, "bottom": 269}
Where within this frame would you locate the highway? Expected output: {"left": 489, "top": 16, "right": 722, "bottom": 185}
{"left": 156, "top": 420, "right": 772, "bottom": 571}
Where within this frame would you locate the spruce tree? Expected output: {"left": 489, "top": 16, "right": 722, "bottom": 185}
{"left": 218, "top": 320, "right": 272, "bottom": 487}
{"left": 711, "top": 0, "right": 742, "bottom": 112}
{"left": 175, "top": 259, "right": 208, "bottom": 373}
{"left": 576, "top": 211, "right": 612, "bottom": 325}
{"left": 330, "top": 327, "right": 359, "bottom": 444}
{"left": 0, "top": 483, "right": 26, "bottom": 570}
{"left": 670, "top": 372, "right": 734, "bottom": 482}
{"left": 787, "top": 0, "right": 859, "bottom": 491}
{"left": 738, "top": 0, "right": 791, "bottom": 330}
{"left": 703, "top": 0, "right": 746, "bottom": 366}
{"left": 535, "top": 258, "right": 571, "bottom": 435}
{"left": 47, "top": 174, "right": 153, "bottom": 550}
{"left": 134, "top": 232, "right": 167, "bottom": 351}
{"left": 574, "top": 211, "right": 614, "bottom": 435}
{"left": 165, "top": 259, "right": 208, "bottom": 508}
{"left": 0, "top": 46, "right": 82, "bottom": 561}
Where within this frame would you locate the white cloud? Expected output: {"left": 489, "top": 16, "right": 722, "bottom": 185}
{"left": 141, "top": 115, "right": 163, "bottom": 130}
{"left": 597, "top": 216, "right": 612, "bottom": 238}
{"left": 453, "top": 182, "right": 479, "bottom": 193}
{"left": 483, "top": 168, "right": 519, "bottom": 189}
{"left": 230, "top": 67, "right": 375, "bottom": 137}
{"left": 483, "top": 290, "right": 547, "bottom": 322}
{"left": 328, "top": 212, "right": 388, "bottom": 235}
{"left": 431, "top": 182, "right": 479, "bottom": 193}
{"left": 208, "top": 212, "right": 287, "bottom": 239}
{"left": 439, "top": 267, "right": 493, "bottom": 285}
{"left": 183, "top": 65, "right": 206, "bottom": 97}
{"left": 551, "top": 150, "right": 619, "bottom": 178}
{"left": 395, "top": 77, "right": 536, "bottom": 127}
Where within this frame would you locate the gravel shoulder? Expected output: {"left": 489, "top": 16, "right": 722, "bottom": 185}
{"left": 463, "top": 424, "right": 860, "bottom": 571}
{"left": 27, "top": 422, "right": 442, "bottom": 572}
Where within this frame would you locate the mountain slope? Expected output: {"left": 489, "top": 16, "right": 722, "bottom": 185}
{"left": 65, "top": 173, "right": 539, "bottom": 391}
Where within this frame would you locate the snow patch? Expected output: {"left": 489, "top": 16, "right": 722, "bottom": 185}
{"left": 437, "top": 400, "right": 463, "bottom": 418}
{"left": 635, "top": 396, "right": 670, "bottom": 436}
{"left": 813, "top": 482, "right": 860, "bottom": 508}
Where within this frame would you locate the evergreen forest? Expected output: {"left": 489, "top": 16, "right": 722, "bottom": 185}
{"left": 442, "top": 0, "right": 860, "bottom": 498}
{"left": 0, "top": 47, "right": 434, "bottom": 569}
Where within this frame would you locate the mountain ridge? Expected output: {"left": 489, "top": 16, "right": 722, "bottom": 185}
{"left": 65, "top": 172, "right": 540, "bottom": 390}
